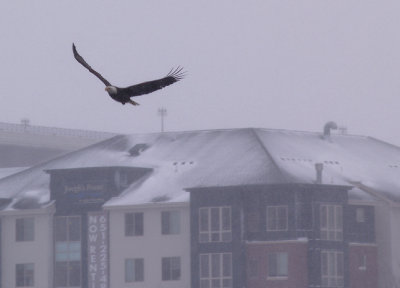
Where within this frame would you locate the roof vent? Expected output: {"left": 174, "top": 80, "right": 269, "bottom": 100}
{"left": 128, "top": 143, "right": 150, "bottom": 156}
{"left": 323, "top": 121, "right": 338, "bottom": 137}
{"left": 315, "top": 163, "right": 323, "bottom": 184}
{"left": 151, "top": 195, "right": 171, "bottom": 202}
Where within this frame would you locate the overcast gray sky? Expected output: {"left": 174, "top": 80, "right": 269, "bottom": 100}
{"left": 1, "top": 1, "right": 400, "bottom": 145}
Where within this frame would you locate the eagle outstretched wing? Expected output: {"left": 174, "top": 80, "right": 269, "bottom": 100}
{"left": 124, "top": 67, "right": 185, "bottom": 97}
{"left": 72, "top": 43, "right": 111, "bottom": 87}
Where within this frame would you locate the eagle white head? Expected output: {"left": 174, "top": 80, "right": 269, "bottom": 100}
{"left": 105, "top": 86, "right": 117, "bottom": 95}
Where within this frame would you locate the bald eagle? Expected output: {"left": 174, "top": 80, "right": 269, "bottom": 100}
{"left": 72, "top": 43, "right": 185, "bottom": 106}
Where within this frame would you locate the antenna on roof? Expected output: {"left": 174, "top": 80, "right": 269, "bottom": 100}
{"left": 20, "top": 118, "right": 30, "bottom": 131}
{"left": 323, "top": 121, "right": 337, "bottom": 138}
{"left": 158, "top": 107, "right": 167, "bottom": 132}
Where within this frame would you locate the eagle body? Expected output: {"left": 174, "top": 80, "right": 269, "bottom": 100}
{"left": 72, "top": 43, "right": 185, "bottom": 106}
{"left": 105, "top": 86, "right": 134, "bottom": 105}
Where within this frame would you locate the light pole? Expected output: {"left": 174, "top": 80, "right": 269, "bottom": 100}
{"left": 158, "top": 107, "right": 167, "bottom": 132}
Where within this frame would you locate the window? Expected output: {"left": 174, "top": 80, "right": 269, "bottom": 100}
{"left": 161, "top": 211, "right": 180, "bottom": 235}
{"left": 356, "top": 208, "right": 365, "bottom": 223}
{"left": 125, "top": 258, "right": 144, "bottom": 282}
{"left": 200, "top": 253, "right": 232, "bottom": 288}
{"left": 16, "top": 263, "right": 34, "bottom": 287}
{"left": 199, "top": 207, "right": 231, "bottom": 242}
{"left": 125, "top": 212, "right": 143, "bottom": 236}
{"left": 321, "top": 250, "right": 344, "bottom": 287}
{"left": 16, "top": 218, "right": 34, "bottom": 241}
{"left": 266, "top": 206, "right": 288, "bottom": 231}
{"left": 54, "top": 216, "right": 81, "bottom": 288}
{"left": 358, "top": 254, "right": 367, "bottom": 271}
{"left": 320, "top": 205, "right": 343, "bottom": 241}
{"left": 268, "top": 252, "right": 288, "bottom": 278}
{"left": 162, "top": 257, "right": 181, "bottom": 281}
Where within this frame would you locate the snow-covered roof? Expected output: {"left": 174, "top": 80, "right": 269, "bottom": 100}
{"left": 0, "top": 167, "right": 27, "bottom": 180}
{"left": 0, "top": 127, "right": 399, "bottom": 210}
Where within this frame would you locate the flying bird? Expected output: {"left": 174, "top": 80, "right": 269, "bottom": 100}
{"left": 72, "top": 43, "right": 185, "bottom": 106}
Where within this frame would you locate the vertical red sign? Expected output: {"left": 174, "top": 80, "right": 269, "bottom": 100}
{"left": 87, "top": 211, "right": 109, "bottom": 288}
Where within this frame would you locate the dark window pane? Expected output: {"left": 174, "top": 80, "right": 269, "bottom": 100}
{"left": 69, "top": 261, "right": 81, "bottom": 286}
{"left": 135, "top": 258, "right": 144, "bottom": 281}
{"left": 223, "top": 254, "right": 232, "bottom": 277}
{"left": 212, "top": 279, "right": 221, "bottom": 288}
{"left": 16, "top": 263, "right": 34, "bottom": 287}
{"left": 162, "top": 258, "right": 169, "bottom": 280}
{"left": 328, "top": 206, "right": 335, "bottom": 229}
{"left": 125, "top": 213, "right": 133, "bottom": 236}
{"left": 321, "top": 252, "right": 328, "bottom": 276}
{"left": 211, "top": 254, "right": 221, "bottom": 277}
{"left": 16, "top": 218, "right": 34, "bottom": 241}
{"left": 321, "top": 206, "right": 327, "bottom": 229}
{"left": 16, "top": 219, "right": 24, "bottom": 241}
{"left": 134, "top": 213, "right": 143, "bottom": 235}
{"left": 162, "top": 257, "right": 180, "bottom": 281}
{"left": 170, "top": 211, "right": 180, "bottom": 234}
{"left": 211, "top": 232, "right": 220, "bottom": 242}
{"left": 337, "top": 253, "right": 344, "bottom": 277}
{"left": 222, "top": 208, "right": 231, "bottom": 231}
{"left": 55, "top": 262, "right": 68, "bottom": 286}
{"left": 200, "top": 233, "right": 209, "bottom": 242}
{"left": 25, "top": 264, "right": 34, "bottom": 286}
{"left": 171, "top": 257, "right": 181, "bottom": 280}
{"left": 278, "top": 207, "right": 287, "bottom": 230}
{"left": 200, "top": 255, "right": 209, "bottom": 278}
{"left": 211, "top": 208, "right": 220, "bottom": 231}
{"left": 200, "top": 279, "right": 210, "bottom": 288}
{"left": 25, "top": 219, "right": 34, "bottom": 241}
{"left": 336, "top": 206, "right": 342, "bottom": 230}
{"left": 16, "top": 264, "right": 24, "bottom": 286}
{"left": 268, "top": 253, "right": 277, "bottom": 277}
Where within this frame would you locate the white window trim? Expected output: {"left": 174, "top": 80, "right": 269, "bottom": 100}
{"left": 267, "top": 252, "right": 288, "bottom": 279}
{"left": 320, "top": 204, "right": 343, "bottom": 241}
{"left": 199, "top": 206, "right": 232, "bottom": 243}
{"left": 161, "top": 210, "right": 181, "bottom": 235}
{"left": 16, "top": 217, "right": 35, "bottom": 242}
{"left": 358, "top": 254, "right": 367, "bottom": 271}
{"left": 266, "top": 206, "right": 288, "bottom": 231}
{"left": 321, "top": 250, "right": 344, "bottom": 287}
{"left": 162, "top": 256, "right": 181, "bottom": 281}
{"left": 124, "top": 212, "right": 144, "bottom": 237}
{"left": 356, "top": 208, "right": 365, "bottom": 223}
{"left": 16, "top": 263, "right": 34, "bottom": 287}
{"left": 200, "top": 253, "right": 232, "bottom": 288}
{"left": 125, "top": 258, "right": 144, "bottom": 282}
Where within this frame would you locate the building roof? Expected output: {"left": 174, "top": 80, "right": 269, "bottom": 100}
{"left": 0, "top": 121, "right": 116, "bottom": 168}
{"left": 0, "top": 127, "right": 398, "bottom": 211}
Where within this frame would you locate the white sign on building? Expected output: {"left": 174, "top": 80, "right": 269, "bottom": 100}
{"left": 87, "top": 211, "right": 109, "bottom": 288}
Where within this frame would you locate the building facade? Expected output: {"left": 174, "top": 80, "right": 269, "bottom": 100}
{"left": 0, "top": 127, "right": 398, "bottom": 288}
{"left": 189, "top": 184, "right": 377, "bottom": 288}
